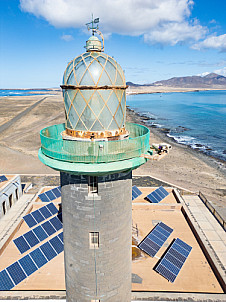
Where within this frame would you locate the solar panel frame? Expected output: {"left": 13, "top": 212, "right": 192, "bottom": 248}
{"left": 155, "top": 238, "right": 192, "bottom": 283}
{"left": 6, "top": 262, "right": 26, "bottom": 285}
{"left": 0, "top": 270, "right": 14, "bottom": 290}
{"left": 146, "top": 186, "right": 169, "bottom": 203}
{"left": 13, "top": 236, "right": 30, "bottom": 254}
{"left": 138, "top": 222, "right": 173, "bottom": 257}
{"left": 18, "top": 255, "right": 38, "bottom": 276}
{"left": 0, "top": 175, "right": 8, "bottom": 182}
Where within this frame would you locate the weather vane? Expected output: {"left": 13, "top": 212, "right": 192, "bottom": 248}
{"left": 86, "top": 14, "right": 100, "bottom": 35}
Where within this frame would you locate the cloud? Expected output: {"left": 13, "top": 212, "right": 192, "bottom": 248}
{"left": 192, "top": 34, "right": 226, "bottom": 52}
{"left": 144, "top": 21, "right": 205, "bottom": 45}
{"left": 20, "top": 0, "right": 206, "bottom": 46}
{"left": 214, "top": 67, "right": 226, "bottom": 77}
{"left": 61, "top": 34, "right": 74, "bottom": 41}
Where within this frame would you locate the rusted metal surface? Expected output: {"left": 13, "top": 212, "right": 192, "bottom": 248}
{"left": 61, "top": 85, "right": 128, "bottom": 90}
{"left": 64, "top": 127, "right": 129, "bottom": 140}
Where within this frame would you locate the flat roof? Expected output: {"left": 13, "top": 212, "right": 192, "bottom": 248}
{"left": 0, "top": 186, "right": 223, "bottom": 293}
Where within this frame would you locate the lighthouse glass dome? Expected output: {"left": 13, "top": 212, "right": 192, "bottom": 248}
{"left": 62, "top": 51, "right": 127, "bottom": 134}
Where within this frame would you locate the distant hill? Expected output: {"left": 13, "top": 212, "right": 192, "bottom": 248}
{"left": 127, "top": 73, "right": 226, "bottom": 88}
{"left": 153, "top": 73, "right": 226, "bottom": 88}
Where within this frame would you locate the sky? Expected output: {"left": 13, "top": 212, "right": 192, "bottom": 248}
{"left": 0, "top": 0, "right": 226, "bottom": 88}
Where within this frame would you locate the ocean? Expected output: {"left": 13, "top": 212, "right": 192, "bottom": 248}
{"left": 127, "top": 90, "right": 226, "bottom": 162}
{"left": 0, "top": 89, "right": 51, "bottom": 97}
{"left": 1, "top": 89, "right": 225, "bottom": 161}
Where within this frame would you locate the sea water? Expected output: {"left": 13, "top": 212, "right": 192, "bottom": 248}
{"left": 0, "top": 89, "right": 51, "bottom": 97}
{"left": 127, "top": 90, "right": 226, "bottom": 161}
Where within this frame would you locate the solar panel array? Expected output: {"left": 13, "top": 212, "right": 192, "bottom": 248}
{"left": 132, "top": 185, "right": 142, "bottom": 201}
{"left": 0, "top": 175, "right": 8, "bottom": 183}
{"left": 38, "top": 186, "right": 61, "bottom": 202}
{"left": 146, "top": 186, "right": 169, "bottom": 203}
{"left": 23, "top": 202, "right": 58, "bottom": 228}
{"left": 138, "top": 222, "right": 173, "bottom": 257}
{"left": 155, "top": 238, "right": 192, "bottom": 283}
{"left": 0, "top": 232, "right": 64, "bottom": 290}
{"left": 14, "top": 214, "right": 63, "bottom": 254}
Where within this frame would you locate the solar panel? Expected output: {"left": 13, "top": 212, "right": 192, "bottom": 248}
{"left": 2, "top": 233, "right": 64, "bottom": 289}
{"left": 146, "top": 186, "right": 169, "bottom": 203}
{"left": 23, "top": 230, "right": 40, "bottom": 248}
{"left": 38, "top": 192, "right": 50, "bottom": 202}
{"left": 58, "top": 231, "right": 63, "bottom": 243}
{"left": 0, "top": 175, "right": 8, "bottom": 183}
{"left": 32, "top": 225, "right": 48, "bottom": 241}
{"left": 31, "top": 209, "right": 45, "bottom": 223}
{"left": 6, "top": 262, "right": 26, "bottom": 285}
{"left": 132, "top": 185, "right": 142, "bottom": 201}
{"left": 46, "top": 202, "right": 58, "bottom": 215}
{"left": 23, "top": 214, "right": 37, "bottom": 228}
{"left": 0, "top": 270, "right": 14, "bottom": 290}
{"left": 155, "top": 238, "right": 192, "bottom": 282}
{"left": 49, "top": 236, "right": 64, "bottom": 254}
{"left": 38, "top": 186, "right": 61, "bottom": 202}
{"left": 39, "top": 206, "right": 52, "bottom": 219}
{"left": 138, "top": 222, "right": 173, "bottom": 257}
{"left": 52, "top": 187, "right": 61, "bottom": 198}
{"left": 42, "top": 221, "right": 56, "bottom": 236}
{"left": 30, "top": 248, "right": 48, "bottom": 268}
{"left": 40, "top": 241, "right": 57, "bottom": 261}
{"left": 19, "top": 255, "right": 38, "bottom": 276}
{"left": 13, "top": 236, "right": 30, "bottom": 254}
{"left": 49, "top": 216, "right": 63, "bottom": 231}
{"left": 57, "top": 212, "right": 63, "bottom": 222}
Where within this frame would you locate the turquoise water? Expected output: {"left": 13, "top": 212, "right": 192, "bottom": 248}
{"left": 127, "top": 90, "right": 226, "bottom": 161}
{"left": 0, "top": 89, "right": 50, "bottom": 96}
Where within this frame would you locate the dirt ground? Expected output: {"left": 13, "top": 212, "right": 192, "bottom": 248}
{"left": 0, "top": 93, "right": 225, "bottom": 218}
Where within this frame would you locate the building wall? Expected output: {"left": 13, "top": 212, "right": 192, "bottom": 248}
{"left": 61, "top": 171, "right": 132, "bottom": 302}
{"left": 0, "top": 175, "right": 22, "bottom": 219}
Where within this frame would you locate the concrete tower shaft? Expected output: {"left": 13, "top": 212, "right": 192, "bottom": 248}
{"left": 61, "top": 171, "right": 132, "bottom": 301}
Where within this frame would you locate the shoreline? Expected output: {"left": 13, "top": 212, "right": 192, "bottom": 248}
{"left": 126, "top": 106, "right": 226, "bottom": 219}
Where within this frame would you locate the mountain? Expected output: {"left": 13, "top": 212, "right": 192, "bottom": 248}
{"left": 152, "top": 73, "right": 226, "bottom": 88}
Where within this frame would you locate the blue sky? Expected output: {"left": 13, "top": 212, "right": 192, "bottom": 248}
{"left": 1, "top": 0, "right": 226, "bottom": 88}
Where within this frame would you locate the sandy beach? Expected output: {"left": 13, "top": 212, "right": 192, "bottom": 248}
{"left": 0, "top": 92, "right": 225, "bottom": 219}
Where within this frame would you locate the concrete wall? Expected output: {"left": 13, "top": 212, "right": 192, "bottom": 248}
{"left": 0, "top": 175, "right": 22, "bottom": 219}
{"left": 60, "top": 171, "right": 132, "bottom": 302}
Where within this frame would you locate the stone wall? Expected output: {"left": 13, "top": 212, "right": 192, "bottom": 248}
{"left": 61, "top": 171, "right": 132, "bottom": 302}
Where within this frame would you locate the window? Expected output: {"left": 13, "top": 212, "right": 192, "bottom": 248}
{"left": 15, "top": 188, "right": 19, "bottom": 200}
{"left": 88, "top": 176, "right": 98, "bottom": 194}
{"left": 89, "top": 232, "right": 99, "bottom": 249}
{"left": 9, "top": 194, "right": 13, "bottom": 207}
{"left": 2, "top": 201, "right": 6, "bottom": 215}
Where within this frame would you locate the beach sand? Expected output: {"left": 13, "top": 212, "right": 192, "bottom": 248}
{"left": 0, "top": 93, "right": 225, "bottom": 219}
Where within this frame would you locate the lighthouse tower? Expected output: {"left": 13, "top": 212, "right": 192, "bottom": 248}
{"left": 39, "top": 20, "right": 150, "bottom": 302}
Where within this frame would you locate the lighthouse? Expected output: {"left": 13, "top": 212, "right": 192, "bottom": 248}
{"left": 39, "top": 19, "right": 150, "bottom": 302}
